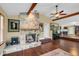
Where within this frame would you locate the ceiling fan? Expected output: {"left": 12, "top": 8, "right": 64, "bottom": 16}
{"left": 50, "top": 5, "right": 67, "bottom": 18}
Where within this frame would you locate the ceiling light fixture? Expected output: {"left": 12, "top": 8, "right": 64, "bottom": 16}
{"left": 50, "top": 5, "right": 66, "bottom": 19}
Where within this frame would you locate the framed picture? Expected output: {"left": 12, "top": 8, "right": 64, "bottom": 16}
{"left": 8, "top": 19, "right": 20, "bottom": 32}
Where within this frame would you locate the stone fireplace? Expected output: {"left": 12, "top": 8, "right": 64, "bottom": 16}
{"left": 4, "top": 31, "right": 41, "bottom": 54}
{"left": 19, "top": 31, "right": 39, "bottom": 44}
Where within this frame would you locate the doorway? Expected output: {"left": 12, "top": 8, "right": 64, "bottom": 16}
{"left": 50, "top": 23, "right": 60, "bottom": 40}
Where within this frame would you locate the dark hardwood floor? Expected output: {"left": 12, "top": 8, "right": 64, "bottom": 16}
{"left": 59, "top": 39, "right": 79, "bottom": 56}
{"left": 60, "top": 35, "right": 79, "bottom": 42}
{"left": 3, "top": 39, "right": 79, "bottom": 56}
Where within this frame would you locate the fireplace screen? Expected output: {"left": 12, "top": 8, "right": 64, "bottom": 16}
{"left": 26, "top": 34, "right": 36, "bottom": 43}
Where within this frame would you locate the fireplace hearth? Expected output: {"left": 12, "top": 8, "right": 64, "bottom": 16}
{"left": 4, "top": 31, "right": 41, "bottom": 54}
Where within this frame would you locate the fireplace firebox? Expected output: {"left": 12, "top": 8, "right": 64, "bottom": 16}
{"left": 26, "top": 33, "right": 37, "bottom": 43}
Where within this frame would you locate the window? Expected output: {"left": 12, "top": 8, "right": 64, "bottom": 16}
{"left": 0, "top": 15, "right": 3, "bottom": 43}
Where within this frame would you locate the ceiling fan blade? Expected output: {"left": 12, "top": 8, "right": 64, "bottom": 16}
{"left": 50, "top": 13, "right": 56, "bottom": 15}
{"left": 60, "top": 13, "right": 67, "bottom": 15}
{"left": 59, "top": 10, "right": 64, "bottom": 13}
{"left": 50, "top": 15, "right": 55, "bottom": 18}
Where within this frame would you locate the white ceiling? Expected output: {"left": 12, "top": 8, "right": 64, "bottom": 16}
{"left": 0, "top": 3, "right": 79, "bottom": 25}
{"left": 34, "top": 3, "right": 79, "bottom": 17}
{"left": 54, "top": 15, "right": 79, "bottom": 25}
{"left": 0, "top": 3, "right": 79, "bottom": 16}
{"left": 0, "top": 3, "right": 32, "bottom": 16}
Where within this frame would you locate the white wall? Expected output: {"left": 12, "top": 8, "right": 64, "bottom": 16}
{"left": 43, "top": 23, "right": 50, "bottom": 38}
{"left": 54, "top": 15, "right": 79, "bottom": 36}
{"left": 68, "top": 26, "right": 75, "bottom": 35}
{"left": 54, "top": 15, "right": 79, "bottom": 26}
{"left": 38, "top": 23, "right": 51, "bottom": 40}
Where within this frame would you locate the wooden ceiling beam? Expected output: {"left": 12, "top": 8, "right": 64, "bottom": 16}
{"left": 27, "top": 3, "right": 37, "bottom": 15}
{"left": 52, "top": 12, "right": 79, "bottom": 21}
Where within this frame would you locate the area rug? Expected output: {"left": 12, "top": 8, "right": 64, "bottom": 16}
{"left": 41, "top": 48, "right": 72, "bottom": 56}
